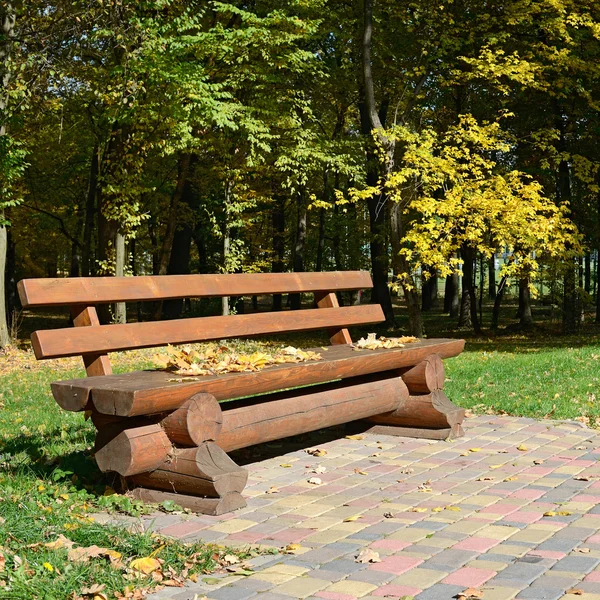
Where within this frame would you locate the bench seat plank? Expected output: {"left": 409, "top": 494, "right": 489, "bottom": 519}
{"left": 19, "top": 271, "right": 373, "bottom": 307}
{"left": 32, "top": 305, "right": 384, "bottom": 360}
{"left": 51, "top": 338, "right": 465, "bottom": 416}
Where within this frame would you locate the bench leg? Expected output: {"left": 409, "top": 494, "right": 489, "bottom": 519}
{"left": 130, "top": 488, "right": 246, "bottom": 516}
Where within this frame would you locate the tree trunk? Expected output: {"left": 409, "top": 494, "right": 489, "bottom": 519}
{"left": 222, "top": 179, "right": 233, "bottom": 317}
{"left": 271, "top": 194, "right": 285, "bottom": 311}
{"left": 0, "top": 211, "right": 9, "bottom": 348}
{"left": 81, "top": 144, "right": 99, "bottom": 277}
{"left": 291, "top": 189, "right": 307, "bottom": 310}
{"left": 0, "top": 4, "right": 16, "bottom": 349}
{"left": 360, "top": 0, "right": 395, "bottom": 325}
{"left": 163, "top": 177, "right": 196, "bottom": 320}
{"left": 6, "top": 227, "right": 15, "bottom": 320}
{"left": 491, "top": 275, "right": 508, "bottom": 330}
{"left": 519, "top": 278, "right": 533, "bottom": 330}
{"left": 114, "top": 230, "right": 126, "bottom": 324}
{"left": 444, "top": 272, "right": 460, "bottom": 318}
{"left": 488, "top": 255, "right": 496, "bottom": 300}
{"left": 421, "top": 267, "right": 437, "bottom": 312}
{"left": 585, "top": 253, "right": 591, "bottom": 294}
{"left": 316, "top": 170, "right": 328, "bottom": 272}
{"left": 460, "top": 245, "right": 480, "bottom": 333}
{"left": 158, "top": 153, "right": 192, "bottom": 276}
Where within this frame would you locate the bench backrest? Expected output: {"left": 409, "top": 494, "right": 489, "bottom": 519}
{"left": 18, "top": 271, "right": 383, "bottom": 377}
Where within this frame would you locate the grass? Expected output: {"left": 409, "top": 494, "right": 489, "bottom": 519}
{"left": 2, "top": 297, "right": 600, "bottom": 597}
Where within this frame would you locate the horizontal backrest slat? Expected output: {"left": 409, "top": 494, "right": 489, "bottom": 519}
{"left": 31, "top": 305, "right": 385, "bottom": 360}
{"left": 18, "top": 271, "right": 373, "bottom": 308}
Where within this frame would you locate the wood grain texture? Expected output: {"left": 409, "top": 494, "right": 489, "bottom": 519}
{"left": 129, "top": 488, "right": 246, "bottom": 515}
{"left": 364, "top": 425, "right": 454, "bottom": 441}
{"left": 314, "top": 291, "right": 352, "bottom": 344}
{"left": 94, "top": 424, "right": 173, "bottom": 476}
{"left": 161, "top": 393, "right": 223, "bottom": 446}
{"left": 367, "top": 390, "right": 465, "bottom": 438}
{"left": 70, "top": 306, "right": 112, "bottom": 376}
{"left": 128, "top": 442, "right": 248, "bottom": 497}
{"left": 32, "top": 305, "right": 384, "bottom": 360}
{"left": 215, "top": 373, "right": 408, "bottom": 452}
{"left": 400, "top": 354, "right": 445, "bottom": 393}
{"left": 51, "top": 339, "right": 465, "bottom": 415}
{"left": 18, "top": 271, "right": 373, "bottom": 307}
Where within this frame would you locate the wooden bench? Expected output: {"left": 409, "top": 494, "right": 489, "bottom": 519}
{"left": 18, "top": 271, "right": 465, "bottom": 515}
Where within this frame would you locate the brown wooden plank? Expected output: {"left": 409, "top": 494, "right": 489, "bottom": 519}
{"left": 18, "top": 271, "right": 373, "bottom": 307}
{"left": 32, "top": 305, "right": 384, "bottom": 360}
{"left": 314, "top": 291, "right": 352, "bottom": 345}
{"left": 51, "top": 338, "right": 466, "bottom": 415}
{"left": 70, "top": 306, "right": 112, "bottom": 376}
{"left": 129, "top": 488, "right": 246, "bottom": 515}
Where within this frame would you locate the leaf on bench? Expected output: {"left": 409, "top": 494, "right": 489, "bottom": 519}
{"left": 154, "top": 343, "right": 322, "bottom": 377}
{"left": 353, "top": 333, "right": 418, "bottom": 351}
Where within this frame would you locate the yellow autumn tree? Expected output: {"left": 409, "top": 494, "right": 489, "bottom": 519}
{"left": 387, "top": 115, "right": 582, "bottom": 330}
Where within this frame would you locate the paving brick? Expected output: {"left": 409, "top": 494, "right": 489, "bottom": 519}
{"left": 493, "top": 561, "right": 550, "bottom": 583}
{"left": 415, "top": 583, "right": 469, "bottom": 600}
{"left": 322, "top": 580, "right": 378, "bottom": 597}
{"left": 271, "top": 577, "right": 330, "bottom": 598}
{"left": 551, "top": 556, "right": 600, "bottom": 573}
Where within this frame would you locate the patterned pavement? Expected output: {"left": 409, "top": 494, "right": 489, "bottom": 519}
{"left": 139, "top": 416, "right": 600, "bottom": 600}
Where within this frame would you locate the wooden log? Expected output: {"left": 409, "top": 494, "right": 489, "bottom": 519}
{"left": 364, "top": 424, "right": 455, "bottom": 441}
{"left": 215, "top": 373, "right": 409, "bottom": 452}
{"left": 93, "top": 394, "right": 223, "bottom": 461}
{"left": 51, "top": 339, "right": 465, "bottom": 414}
{"left": 160, "top": 393, "right": 222, "bottom": 446}
{"left": 32, "top": 305, "right": 384, "bottom": 360}
{"left": 128, "top": 442, "right": 248, "bottom": 497}
{"left": 19, "top": 271, "right": 373, "bottom": 307}
{"left": 366, "top": 390, "right": 465, "bottom": 438}
{"left": 94, "top": 424, "right": 173, "bottom": 476}
{"left": 400, "top": 354, "right": 444, "bottom": 393}
{"left": 129, "top": 488, "right": 246, "bottom": 516}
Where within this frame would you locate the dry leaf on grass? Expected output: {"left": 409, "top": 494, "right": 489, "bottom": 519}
{"left": 68, "top": 545, "right": 122, "bottom": 564}
{"left": 129, "top": 556, "right": 161, "bottom": 574}
{"left": 355, "top": 548, "right": 381, "bottom": 563}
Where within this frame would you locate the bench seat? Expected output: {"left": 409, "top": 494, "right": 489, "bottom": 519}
{"left": 52, "top": 338, "right": 465, "bottom": 417}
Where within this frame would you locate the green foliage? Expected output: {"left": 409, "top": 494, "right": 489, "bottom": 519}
{"left": 0, "top": 135, "right": 27, "bottom": 220}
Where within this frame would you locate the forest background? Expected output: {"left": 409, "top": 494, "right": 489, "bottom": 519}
{"left": 1, "top": 0, "right": 600, "bottom": 346}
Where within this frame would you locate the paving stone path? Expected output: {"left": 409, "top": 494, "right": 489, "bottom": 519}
{"left": 140, "top": 416, "right": 600, "bottom": 600}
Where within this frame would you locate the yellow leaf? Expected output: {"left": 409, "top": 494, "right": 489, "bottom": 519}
{"left": 517, "top": 444, "right": 528, "bottom": 451}
{"left": 43, "top": 562, "right": 54, "bottom": 572}
{"left": 469, "top": 448, "right": 481, "bottom": 452}
{"left": 445, "top": 506, "right": 461, "bottom": 511}
{"left": 557, "top": 511, "right": 572, "bottom": 516}
{"left": 490, "top": 465, "right": 502, "bottom": 469}
{"left": 280, "top": 464, "right": 292, "bottom": 468}
{"left": 409, "top": 507, "right": 428, "bottom": 513}
{"left": 431, "top": 507, "right": 443, "bottom": 512}
{"left": 343, "top": 515, "right": 362, "bottom": 522}
{"left": 130, "top": 556, "right": 161, "bottom": 574}
{"left": 543, "top": 511, "right": 557, "bottom": 517}
{"left": 346, "top": 435, "right": 365, "bottom": 440}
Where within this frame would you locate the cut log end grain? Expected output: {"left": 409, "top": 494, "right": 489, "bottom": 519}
{"left": 366, "top": 389, "right": 464, "bottom": 437}
{"left": 128, "top": 442, "right": 248, "bottom": 497}
{"left": 400, "top": 354, "right": 445, "bottom": 393}
{"left": 94, "top": 424, "right": 173, "bottom": 477}
{"left": 161, "top": 393, "right": 222, "bottom": 446}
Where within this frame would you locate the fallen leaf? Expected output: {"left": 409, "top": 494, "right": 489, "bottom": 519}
{"left": 307, "top": 477, "right": 322, "bottom": 485}
{"left": 130, "top": 556, "right": 161, "bottom": 574}
{"left": 265, "top": 486, "right": 279, "bottom": 494}
{"left": 44, "top": 535, "right": 75, "bottom": 550}
{"left": 476, "top": 476, "right": 494, "bottom": 481}
{"left": 68, "top": 545, "right": 121, "bottom": 564}
{"left": 533, "top": 460, "right": 544, "bottom": 465}
{"left": 222, "top": 554, "right": 239, "bottom": 565}
{"left": 355, "top": 548, "right": 381, "bottom": 563}
{"left": 557, "top": 510, "right": 572, "bottom": 516}
{"left": 517, "top": 444, "right": 528, "bottom": 451}
{"left": 469, "top": 448, "right": 481, "bottom": 453}
{"left": 354, "top": 469, "right": 368, "bottom": 476}
{"left": 346, "top": 435, "right": 364, "bottom": 440}
{"left": 543, "top": 511, "right": 557, "bottom": 517}
{"left": 343, "top": 515, "right": 362, "bottom": 522}
{"left": 455, "top": 588, "right": 484, "bottom": 600}
{"left": 409, "top": 507, "right": 428, "bottom": 513}
{"left": 280, "top": 464, "right": 292, "bottom": 468}
{"left": 567, "top": 589, "right": 584, "bottom": 596}
{"left": 445, "top": 506, "right": 461, "bottom": 512}
{"left": 574, "top": 475, "right": 591, "bottom": 481}
{"left": 312, "top": 466, "right": 327, "bottom": 474}
{"left": 306, "top": 449, "right": 327, "bottom": 457}
{"left": 574, "top": 547, "right": 590, "bottom": 553}
{"left": 283, "top": 544, "right": 301, "bottom": 554}
{"left": 431, "top": 507, "right": 443, "bottom": 513}
{"left": 383, "top": 512, "right": 394, "bottom": 518}
{"left": 503, "top": 476, "right": 517, "bottom": 482}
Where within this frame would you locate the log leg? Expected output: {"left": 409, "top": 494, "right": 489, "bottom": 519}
{"left": 366, "top": 389, "right": 465, "bottom": 440}
{"left": 129, "top": 488, "right": 246, "bottom": 516}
